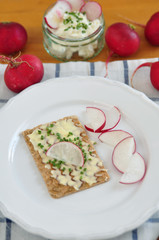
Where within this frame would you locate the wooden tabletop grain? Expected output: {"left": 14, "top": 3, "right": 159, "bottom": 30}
{"left": 1, "top": 0, "right": 159, "bottom": 63}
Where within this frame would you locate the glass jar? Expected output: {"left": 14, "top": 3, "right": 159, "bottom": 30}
{"left": 42, "top": 4, "right": 105, "bottom": 62}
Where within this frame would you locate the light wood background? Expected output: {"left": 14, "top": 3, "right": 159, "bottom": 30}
{"left": 1, "top": 0, "right": 159, "bottom": 63}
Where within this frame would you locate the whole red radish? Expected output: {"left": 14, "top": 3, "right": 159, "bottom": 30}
{"left": 0, "top": 22, "right": 27, "bottom": 55}
{"left": 105, "top": 23, "right": 140, "bottom": 77}
{"left": 0, "top": 54, "right": 44, "bottom": 93}
{"left": 131, "top": 61, "right": 159, "bottom": 90}
{"left": 105, "top": 23, "right": 140, "bottom": 57}
{"left": 145, "top": 12, "right": 159, "bottom": 45}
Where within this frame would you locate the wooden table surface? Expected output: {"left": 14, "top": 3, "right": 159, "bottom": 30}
{"left": 1, "top": 0, "right": 159, "bottom": 63}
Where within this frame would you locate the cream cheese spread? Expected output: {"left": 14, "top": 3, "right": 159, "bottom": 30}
{"left": 53, "top": 11, "right": 101, "bottom": 39}
{"left": 28, "top": 118, "right": 107, "bottom": 190}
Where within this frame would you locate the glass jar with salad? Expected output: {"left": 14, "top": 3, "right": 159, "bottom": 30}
{"left": 42, "top": 0, "right": 105, "bottom": 61}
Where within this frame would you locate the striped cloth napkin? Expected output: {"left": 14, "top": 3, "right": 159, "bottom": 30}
{"left": 0, "top": 59, "right": 159, "bottom": 240}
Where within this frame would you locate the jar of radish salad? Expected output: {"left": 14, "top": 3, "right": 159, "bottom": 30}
{"left": 42, "top": 0, "right": 105, "bottom": 61}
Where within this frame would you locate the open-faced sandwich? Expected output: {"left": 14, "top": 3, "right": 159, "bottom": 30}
{"left": 22, "top": 116, "right": 109, "bottom": 198}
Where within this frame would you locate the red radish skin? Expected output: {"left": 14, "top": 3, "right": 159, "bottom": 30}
{"left": 145, "top": 12, "right": 159, "bottom": 45}
{"left": 105, "top": 23, "right": 140, "bottom": 77}
{"left": 105, "top": 23, "right": 140, "bottom": 56}
{"left": 0, "top": 22, "right": 27, "bottom": 55}
{"left": 131, "top": 61, "right": 159, "bottom": 91}
{"left": 150, "top": 62, "right": 159, "bottom": 90}
{"left": 0, "top": 54, "right": 44, "bottom": 93}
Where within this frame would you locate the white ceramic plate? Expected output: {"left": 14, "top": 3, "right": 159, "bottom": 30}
{"left": 0, "top": 76, "right": 159, "bottom": 240}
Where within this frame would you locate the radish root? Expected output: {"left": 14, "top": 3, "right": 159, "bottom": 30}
{"left": 0, "top": 52, "right": 33, "bottom": 69}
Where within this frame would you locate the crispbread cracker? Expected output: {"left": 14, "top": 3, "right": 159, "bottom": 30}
{"left": 22, "top": 116, "right": 109, "bottom": 198}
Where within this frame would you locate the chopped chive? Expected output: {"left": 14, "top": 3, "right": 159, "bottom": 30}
{"left": 67, "top": 132, "right": 73, "bottom": 137}
{"left": 41, "top": 135, "right": 44, "bottom": 140}
{"left": 38, "top": 130, "right": 41, "bottom": 134}
{"left": 37, "top": 143, "right": 44, "bottom": 148}
{"left": 69, "top": 168, "right": 72, "bottom": 173}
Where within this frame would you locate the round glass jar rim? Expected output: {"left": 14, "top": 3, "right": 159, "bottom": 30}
{"left": 43, "top": 7, "right": 105, "bottom": 43}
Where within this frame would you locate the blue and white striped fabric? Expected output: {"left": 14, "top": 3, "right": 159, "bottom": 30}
{"left": 0, "top": 60, "right": 159, "bottom": 240}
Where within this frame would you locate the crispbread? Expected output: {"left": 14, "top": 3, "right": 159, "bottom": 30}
{"left": 22, "top": 116, "right": 109, "bottom": 198}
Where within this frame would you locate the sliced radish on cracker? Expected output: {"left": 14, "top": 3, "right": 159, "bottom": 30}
{"left": 119, "top": 152, "right": 146, "bottom": 184}
{"left": 85, "top": 107, "right": 106, "bottom": 133}
{"left": 45, "top": 0, "right": 72, "bottom": 29}
{"left": 101, "top": 106, "right": 121, "bottom": 132}
{"left": 64, "top": 0, "right": 85, "bottom": 11}
{"left": 80, "top": 1, "right": 102, "bottom": 21}
{"left": 46, "top": 141, "right": 84, "bottom": 167}
{"left": 99, "top": 130, "right": 132, "bottom": 147}
{"left": 112, "top": 136, "right": 136, "bottom": 173}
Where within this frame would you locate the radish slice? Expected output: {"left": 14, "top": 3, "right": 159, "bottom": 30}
{"left": 80, "top": 1, "right": 102, "bottom": 21}
{"left": 44, "top": 13, "right": 61, "bottom": 29}
{"left": 85, "top": 107, "right": 106, "bottom": 133}
{"left": 130, "top": 62, "right": 152, "bottom": 88}
{"left": 46, "top": 141, "right": 84, "bottom": 167}
{"left": 112, "top": 136, "right": 136, "bottom": 173}
{"left": 101, "top": 106, "right": 121, "bottom": 132}
{"left": 64, "top": 0, "right": 85, "bottom": 11}
{"left": 120, "top": 152, "right": 146, "bottom": 184}
{"left": 57, "top": 0, "right": 72, "bottom": 10}
{"left": 45, "top": 0, "right": 72, "bottom": 29}
{"left": 99, "top": 130, "right": 132, "bottom": 147}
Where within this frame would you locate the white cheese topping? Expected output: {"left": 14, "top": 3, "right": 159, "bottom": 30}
{"left": 53, "top": 11, "right": 101, "bottom": 39}
{"left": 28, "top": 118, "right": 106, "bottom": 190}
